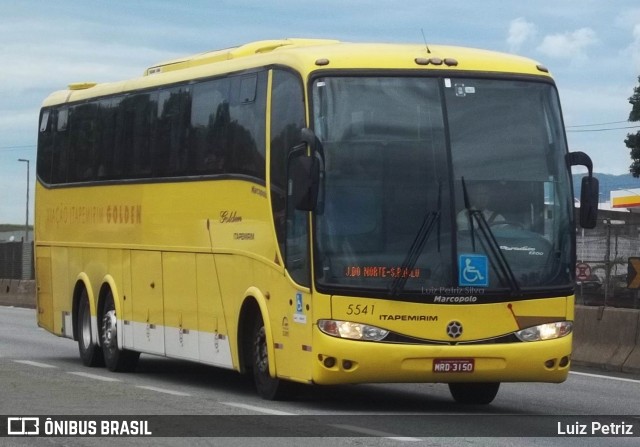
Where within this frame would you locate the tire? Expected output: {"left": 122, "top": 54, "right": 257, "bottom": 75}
{"left": 448, "top": 382, "right": 500, "bottom": 405}
{"left": 100, "top": 291, "right": 140, "bottom": 372}
{"left": 77, "top": 289, "right": 104, "bottom": 367}
{"left": 251, "top": 313, "right": 291, "bottom": 400}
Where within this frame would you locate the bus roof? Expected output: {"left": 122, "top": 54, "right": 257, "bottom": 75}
{"left": 42, "top": 38, "right": 552, "bottom": 107}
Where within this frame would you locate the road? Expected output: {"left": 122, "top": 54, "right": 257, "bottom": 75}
{"left": 0, "top": 305, "right": 639, "bottom": 446}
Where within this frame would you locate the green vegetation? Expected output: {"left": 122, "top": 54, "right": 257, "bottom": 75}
{"left": 627, "top": 75, "right": 640, "bottom": 177}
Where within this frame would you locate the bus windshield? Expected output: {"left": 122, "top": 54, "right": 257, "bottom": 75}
{"left": 312, "top": 76, "right": 574, "bottom": 299}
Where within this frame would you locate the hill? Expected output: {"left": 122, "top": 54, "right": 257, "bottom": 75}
{"left": 573, "top": 173, "right": 640, "bottom": 202}
{"left": 0, "top": 224, "right": 31, "bottom": 232}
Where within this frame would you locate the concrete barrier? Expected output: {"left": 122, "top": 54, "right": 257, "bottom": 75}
{"left": 624, "top": 313, "right": 640, "bottom": 374}
{"left": 572, "top": 305, "right": 640, "bottom": 373}
{"left": 0, "top": 279, "right": 36, "bottom": 308}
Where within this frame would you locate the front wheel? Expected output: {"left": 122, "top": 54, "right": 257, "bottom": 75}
{"left": 100, "top": 291, "right": 139, "bottom": 372}
{"left": 251, "top": 313, "right": 291, "bottom": 400}
{"left": 448, "top": 382, "right": 500, "bottom": 405}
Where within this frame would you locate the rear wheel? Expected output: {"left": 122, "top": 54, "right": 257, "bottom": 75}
{"left": 448, "top": 382, "right": 500, "bottom": 405}
{"left": 251, "top": 313, "right": 291, "bottom": 400}
{"left": 100, "top": 291, "right": 139, "bottom": 372}
{"left": 77, "top": 290, "right": 104, "bottom": 367}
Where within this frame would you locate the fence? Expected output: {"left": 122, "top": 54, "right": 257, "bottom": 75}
{"left": 0, "top": 241, "right": 34, "bottom": 280}
{"left": 575, "top": 209, "right": 640, "bottom": 310}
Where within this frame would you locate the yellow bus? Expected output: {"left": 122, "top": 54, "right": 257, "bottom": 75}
{"left": 35, "top": 38, "right": 598, "bottom": 404}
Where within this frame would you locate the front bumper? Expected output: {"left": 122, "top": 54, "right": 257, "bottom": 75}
{"left": 311, "top": 326, "right": 572, "bottom": 385}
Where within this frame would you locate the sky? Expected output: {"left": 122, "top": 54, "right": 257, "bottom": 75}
{"left": 2, "top": 0, "right": 640, "bottom": 224}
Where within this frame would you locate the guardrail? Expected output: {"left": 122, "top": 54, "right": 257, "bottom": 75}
{"left": 2, "top": 281, "right": 638, "bottom": 374}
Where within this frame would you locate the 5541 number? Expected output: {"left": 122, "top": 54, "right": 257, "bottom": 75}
{"left": 346, "top": 304, "right": 375, "bottom": 316}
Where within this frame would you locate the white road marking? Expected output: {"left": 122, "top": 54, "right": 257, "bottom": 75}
{"left": 136, "top": 386, "right": 191, "bottom": 397}
{"left": 570, "top": 371, "right": 640, "bottom": 384}
{"left": 221, "top": 402, "right": 295, "bottom": 415}
{"left": 68, "top": 371, "right": 121, "bottom": 382}
{"left": 331, "top": 424, "right": 422, "bottom": 442}
{"left": 14, "top": 360, "right": 57, "bottom": 369}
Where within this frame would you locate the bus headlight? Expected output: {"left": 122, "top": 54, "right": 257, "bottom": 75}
{"left": 515, "top": 321, "right": 573, "bottom": 342}
{"left": 317, "top": 319, "right": 389, "bottom": 341}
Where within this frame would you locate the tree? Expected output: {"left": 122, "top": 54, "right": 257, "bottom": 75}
{"left": 626, "top": 75, "right": 640, "bottom": 177}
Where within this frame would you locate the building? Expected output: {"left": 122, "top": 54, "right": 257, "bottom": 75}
{"left": 0, "top": 227, "right": 33, "bottom": 280}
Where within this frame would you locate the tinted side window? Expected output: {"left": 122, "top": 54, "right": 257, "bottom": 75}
{"left": 121, "top": 93, "right": 155, "bottom": 178}
{"left": 269, "top": 69, "right": 308, "bottom": 285}
{"left": 228, "top": 72, "right": 267, "bottom": 180}
{"left": 97, "top": 98, "right": 121, "bottom": 180}
{"left": 270, "top": 70, "right": 305, "bottom": 254}
{"left": 189, "top": 71, "right": 267, "bottom": 180}
{"left": 155, "top": 86, "right": 192, "bottom": 177}
{"left": 51, "top": 108, "right": 69, "bottom": 184}
{"left": 191, "top": 78, "right": 231, "bottom": 175}
{"left": 68, "top": 103, "right": 98, "bottom": 182}
{"left": 270, "top": 70, "right": 306, "bottom": 185}
{"left": 38, "top": 70, "right": 268, "bottom": 185}
{"left": 37, "top": 109, "right": 54, "bottom": 184}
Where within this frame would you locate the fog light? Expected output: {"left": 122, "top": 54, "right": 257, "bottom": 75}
{"left": 342, "top": 360, "right": 353, "bottom": 370}
{"left": 545, "top": 359, "right": 556, "bottom": 369}
{"left": 323, "top": 356, "right": 336, "bottom": 368}
{"left": 559, "top": 356, "right": 570, "bottom": 367}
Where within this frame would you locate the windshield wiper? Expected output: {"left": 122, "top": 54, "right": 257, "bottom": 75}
{"left": 389, "top": 182, "right": 442, "bottom": 298}
{"left": 461, "top": 177, "right": 520, "bottom": 293}
{"left": 389, "top": 210, "right": 440, "bottom": 298}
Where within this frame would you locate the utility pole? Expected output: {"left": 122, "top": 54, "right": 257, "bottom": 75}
{"left": 17, "top": 159, "right": 30, "bottom": 279}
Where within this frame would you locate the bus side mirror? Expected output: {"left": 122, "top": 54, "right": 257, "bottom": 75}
{"left": 566, "top": 151, "right": 599, "bottom": 229}
{"left": 580, "top": 176, "right": 599, "bottom": 229}
{"left": 289, "top": 154, "right": 320, "bottom": 211}
{"left": 287, "top": 128, "right": 322, "bottom": 211}
{"left": 300, "top": 127, "right": 317, "bottom": 152}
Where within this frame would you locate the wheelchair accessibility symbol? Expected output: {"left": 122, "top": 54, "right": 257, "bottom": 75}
{"left": 459, "top": 254, "right": 489, "bottom": 287}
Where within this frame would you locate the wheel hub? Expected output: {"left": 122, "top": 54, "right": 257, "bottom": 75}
{"left": 102, "top": 310, "right": 117, "bottom": 349}
{"left": 254, "top": 327, "right": 268, "bottom": 373}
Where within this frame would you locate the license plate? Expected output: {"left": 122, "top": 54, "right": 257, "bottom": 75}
{"left": 433, "top": 358, "right": 475, "bottom": 373}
